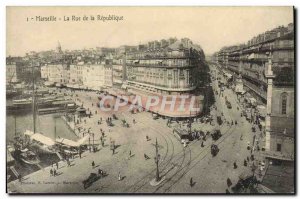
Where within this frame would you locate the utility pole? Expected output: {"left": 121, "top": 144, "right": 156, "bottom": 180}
{"left": 150, "top": 137, "right": 165, "bottom": 186}
{"left": 92, "top": 133, "right": 95, "bottom": 151}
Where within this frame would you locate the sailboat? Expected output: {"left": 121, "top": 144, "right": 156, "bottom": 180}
{"left": 15, "top": 62, "right": 40, "bottom": 165}
{"left": 24, "top": 62, "right": 59, "bottom": 155}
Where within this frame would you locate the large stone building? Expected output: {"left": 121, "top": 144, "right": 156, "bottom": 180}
{"left": 125, "top": 38, "right": 206, "bottom": 95}
{"left": 118, "top": 38, "right": 208, "bottom": 117}
{"left": 41, "top": 61, "right": 113, "bottom": 89}
{"left": 214, "top": 23, "right": 295, "bottom": 161}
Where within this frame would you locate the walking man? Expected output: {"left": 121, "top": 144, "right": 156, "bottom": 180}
{"left": 190, "top": 178, "right": 194, "bottom": 187}
{"left": 227, "top": 178, "right": 232, "bottom": 187}
{"left": 118, "top": 172, "right": 121, "bottom": 181}
{"left": 233, "top": 162, "right": 238, "bottom": 169}
{"left": 92, "top": 161, "right": 95, "bottom": 168}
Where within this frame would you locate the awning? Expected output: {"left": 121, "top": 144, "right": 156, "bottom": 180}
{"left": 241, "top": 90, "right": 247, "bottom": 95}
{"left": 30, "top": 133, "right": 56, "bottom": 146}
{"left": 248, "top": 53, "right": 255, "bottom": 59}
{"left": 24, "top": 130, "right": 34, "bottom": 137}
{"left": 56, "top": 135, "right": 90, "bottom": 147}
{"left": 44, "top": 81, "right": 54, "bottom": 86}
{"left": 76, "top": 107, "right": 86, "bottom": 112}
{"left": 76, "top": 135, "right": 90, "bottom": 146}
{"left": 56, "top": 138, "right": 78, "bottom": 147}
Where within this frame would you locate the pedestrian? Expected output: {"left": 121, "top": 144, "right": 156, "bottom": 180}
{"left": 118, "top": 172, "right": 121, "bottom": 181}
{"left": 233, "top": 162, "right": 237, "bottom": 169}
{"left": 190, "top": 177, "right": 194, "bottom": 187}
{"left": 144, "top": 153, "right": 149, "bottom": 160}
{"left": 201, "top": 141, "right": 204, "bottom": 148}
{"left": 50, "top": 169, "right": 53, "bottom": 176}
{"left": 92, "top": 161, "right": 95, "bottom": 168}
{"left": 129, "top": 150, "right": 132, "bottom": 158}
{"left": 53, "top": 169, "right": 57, "bottom": 177}
{"left": 112, "top": 148, "right": 115, "bottom": 155}
{"left": 146, "top": 135, "right": 149, "bottom": 141}
{"left": 227, "top": 178, "right": 232, "bottom": 187}
{"left": 56, "top": 162, "right": 59, "bottom": 170}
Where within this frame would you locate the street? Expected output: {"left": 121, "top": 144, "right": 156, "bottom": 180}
{"left": 8, "top": 65, "right": 264, "bottom": 194}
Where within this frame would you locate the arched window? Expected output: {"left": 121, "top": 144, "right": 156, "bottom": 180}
{"left": 281, "top": 93, "right": 288, "bottom": 115}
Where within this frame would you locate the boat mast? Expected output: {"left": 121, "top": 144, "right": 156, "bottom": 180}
{"left": 14, "top": 115, "right": 17, "bottom": 137}
{"left": 54, "top": 117, "right": 56, "bottom": 140}
{"left": 32, "top": 61, "right": 36, "bottom": 134}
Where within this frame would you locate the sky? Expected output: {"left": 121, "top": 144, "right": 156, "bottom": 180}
{"left": 6, "top": 6, "right": 293, "bottom": 56}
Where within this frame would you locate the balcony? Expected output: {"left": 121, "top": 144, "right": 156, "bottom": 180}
{"left": 127, "top": 80, "right": 196, "bottom": 92}
{"left": 126, "top": 63, "right": 196, "bottom": 68}
{"left": 243, "top": 80, "right": 267, "bottom": 100}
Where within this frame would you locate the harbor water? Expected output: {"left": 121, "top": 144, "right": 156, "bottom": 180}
{"left": 6, "top": 112, "right": 78, "bottom": 142}
{"left": 6, "top": 109, "right": 78, "bottom": 180}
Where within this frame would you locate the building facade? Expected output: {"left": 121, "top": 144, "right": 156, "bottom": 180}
{"left": 6, "top": 57, "right": 31, "bottom": 84}
{"left": 215, "top": 23, "right": 295, "bottom": 161}
{"left": 125, "top": 38, "right": 206, "bottom": 96}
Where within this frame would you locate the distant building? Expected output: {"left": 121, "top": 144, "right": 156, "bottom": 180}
{"left": 82, "top": 64, "right": 106, "bottom": 90}
{"left": 6, "top": 57, "right": 31, "bottom": 84}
